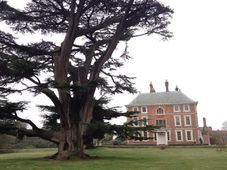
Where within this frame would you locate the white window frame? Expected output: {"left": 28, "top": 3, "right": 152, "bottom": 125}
{"left": 175, "top": 130, "right": 183, "bottom": 141}
{"left": 156, "top": 119, "right": 166, "bottom": 127}
{"left": 132, "top": 107, "right": 139, "bottom": 112}
{"left": 174, "top": 105, "right": 181, "bottom": 112}
{"left": 174, "top": 115, "right": 181, "bottom": 126}
{"left": 156, "top": 107, "right": 165, "bottom": 114}
{"left": 141, "top": 106, "right": 147, "bottom": 113}
{"left": 185, "top": 130, "right": 193, "bottom": 141}
{"left": 184, "top": 115, "right": 192, "bottom": 126}
{"left": 183, "top": 105, "right": 190, "bottom": 112}
{"left": 167, "top": 130, "right": 171, "bottom": 141}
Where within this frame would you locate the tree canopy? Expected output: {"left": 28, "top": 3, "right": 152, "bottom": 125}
{"left": 0, "top": 0, "right": 173, "bottom": 159}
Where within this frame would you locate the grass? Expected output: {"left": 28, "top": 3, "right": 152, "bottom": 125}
{"left": 0, "top": 147, "right": 227, "bottom": 170}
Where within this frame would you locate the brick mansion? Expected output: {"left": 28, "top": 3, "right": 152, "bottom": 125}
{"left": 126, "top": 81, "right": 209, "bottom": 145}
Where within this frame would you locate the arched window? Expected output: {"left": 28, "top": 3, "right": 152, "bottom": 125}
{"left": 157, "top": 108, "right": 164, "bottom": 114}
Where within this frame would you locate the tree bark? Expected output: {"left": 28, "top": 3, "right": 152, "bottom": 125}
{"left": 56, "top": 125, "right": 85, "bottom": 159}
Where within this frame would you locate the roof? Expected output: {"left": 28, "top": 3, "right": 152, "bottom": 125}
{"left": 127, "top": 91, "right": 196, "bottom": 106}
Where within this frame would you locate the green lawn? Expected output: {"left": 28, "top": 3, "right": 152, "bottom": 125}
{"left": 0, "top": 147, "right": 227, "bottom": 170}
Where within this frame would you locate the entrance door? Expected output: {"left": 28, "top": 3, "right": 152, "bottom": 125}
{"left": 157, "top": 131, "right": 168, "bottom": 145}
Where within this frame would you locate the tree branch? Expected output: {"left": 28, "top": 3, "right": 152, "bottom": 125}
{"left": 13, "top": 112, "right": 39, "bottom": 131}
{"left": 20, "top": 128, "right": 59, "bottom": 144}
{"left": 0, "top": 111, "right": 60, "bottom": 144}
{"left": 90, "top": 0, "right": 135, "bottom": 81}
{"left": 76, "top": 15, "right": 122, "bottom": 37}
{"left": 101, "top": 70, "right": 117, "bottom": 85}
{"left": 41, "top": 88, "right": 64, "bottom": 115}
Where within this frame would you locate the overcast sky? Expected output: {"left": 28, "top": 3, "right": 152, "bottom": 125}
{"left": 111, "top": 0, "right": 227, "bottom": 129}
{"left": 2, "top": 0, "right": 227, "bottom": 130}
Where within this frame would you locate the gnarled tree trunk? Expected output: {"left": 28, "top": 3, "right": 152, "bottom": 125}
{"left": 57, "top": 125, "right": 85, "bottom": 159}
{"left": 56, "top": 95, "right": 95, "bottom": 160}
{"left": 53, "top": 53, "right": 95, "bottom": 159}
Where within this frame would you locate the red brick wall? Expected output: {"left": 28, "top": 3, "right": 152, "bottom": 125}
{"left": 127, "top": 103, "right": 199, "bottom": 145}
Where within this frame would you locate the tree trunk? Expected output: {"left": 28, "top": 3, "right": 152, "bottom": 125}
{"left": 56, "top": 98, "right": 94, "bottom": 160}
{"left": 53, "top": 42, "right": 95, "bottom": 160}
{"left": 56, "top": 125, "right": 86, "bottom": 160}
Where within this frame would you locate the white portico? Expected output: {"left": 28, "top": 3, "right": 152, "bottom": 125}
{"left": 155, "top": 128, "right": 168, "bottom": 145}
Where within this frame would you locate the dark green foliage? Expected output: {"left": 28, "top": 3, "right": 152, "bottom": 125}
{"left": 0, "top": 101, "right": 26, "bottom": 121}
{"left": 0, "top": 0, "right": 173, "bottom": 97}
{"left": 0, "top": 95, "right": 27, "bottom": 135}
{"left": 0, "top": 119, "right": 24, "bottom": 134}
{"left": 39, "top": 105, "right": 60, "bottom": 131}
{"left": 39, "top": 98, "right": 156, "bottom": 147}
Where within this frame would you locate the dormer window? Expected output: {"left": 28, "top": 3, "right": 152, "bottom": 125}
{"left": 174, "top": 105, "right": 180, "bottom": 112}
{"left": 157, "top": 108, "right": 164, "bottom": 114}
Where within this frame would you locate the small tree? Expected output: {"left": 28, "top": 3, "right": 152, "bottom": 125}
{"left": 0, "top": 0, "right": 173, "bottom": 159}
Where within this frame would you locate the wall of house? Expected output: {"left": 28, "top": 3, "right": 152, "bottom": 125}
{"left": 126, "top": 103, "right": 199, "bottom": 145}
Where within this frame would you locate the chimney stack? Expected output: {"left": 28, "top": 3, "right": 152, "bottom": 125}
{"left": 203, "top": 117, "right": 207, "bottom": 127}
{"left": 165, "top": 80, "right": 169, "bottom": 92}
{"left": 149, "top": 82, "right": 155, "bottom": 93}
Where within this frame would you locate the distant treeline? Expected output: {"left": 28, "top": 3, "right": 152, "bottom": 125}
{"left": 0, "top": 134, "right": 56, "bottom": 150}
